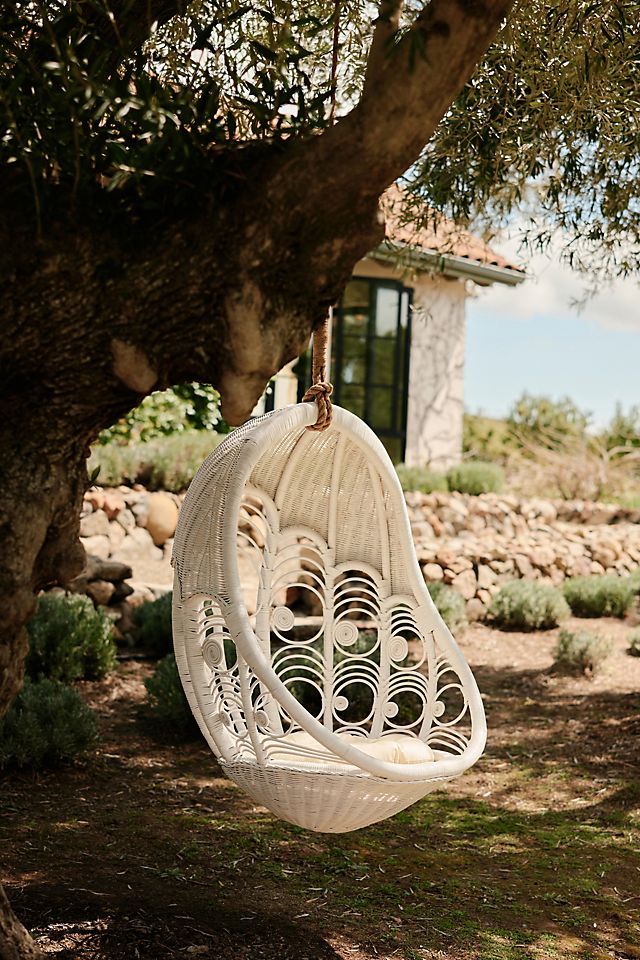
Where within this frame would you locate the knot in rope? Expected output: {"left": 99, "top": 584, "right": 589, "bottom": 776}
{"left": 303, "top": 380, "right": 333, "bottom": 431}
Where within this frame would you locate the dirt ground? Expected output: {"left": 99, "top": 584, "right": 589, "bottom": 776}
{"left": 2, "top": 617, "right": 640, "bottom": 960}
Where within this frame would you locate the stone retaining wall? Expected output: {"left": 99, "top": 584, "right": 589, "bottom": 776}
{"left": 407, "top": 491, "right": 640, "bottom": 619}
{"left": 65, "top": 486, "right": 640, "bottom": 637}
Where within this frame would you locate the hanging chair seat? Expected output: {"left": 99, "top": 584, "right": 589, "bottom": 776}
{"left": 172, "top": 402, "right": 486, "bottom": 833}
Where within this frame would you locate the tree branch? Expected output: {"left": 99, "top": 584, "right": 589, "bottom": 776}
{"left": 363, "top": 0, "right": 404, "bottom": 90}
{"left": 271, "top": 0, "right": 515, "bottom": 233}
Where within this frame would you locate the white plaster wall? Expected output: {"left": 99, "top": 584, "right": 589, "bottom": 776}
{"left": 404, "top": 275, "right": 467, "bottom": 469}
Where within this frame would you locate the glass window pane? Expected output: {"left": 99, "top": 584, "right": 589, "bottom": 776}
{"left": 341, "top": 384, "right": 365, "bottom": 418}
{"left": 375, "top": 286, "right": 400, "bottom": 337}
{"left": 370, "top": 338, "right": 396, "bottom": 386}
{"left": 342, "top": 309, "right": 369, "bottom": 335}
{"left": 340, "top": 354, "right": 366, "bottom": 385}
{"left": 369, "top": 387, "right": 394, "bottom": 430}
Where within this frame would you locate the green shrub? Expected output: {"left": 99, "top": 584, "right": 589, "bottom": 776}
{"left": 395, "top": 465, "right": 448, "bottom": 494}
{"left": 463, "top": 413, "right": 510, "bottom": 462}
{"left": 553, "top": 628, "right": 611, "bottom": 676}
{"left": 0, "top": 679, "right": 98, "bottom": 769}
{"left": 507, "top": 393, "right": 590, "bottom": 449}
{"left": 488, "top": 580, "right": 570, "bottom": 631}
{"left": 628, "top": 568, "right": 640, "bottom": 593}
{"left": 98, "top": 383, "right": 225, "bottom": 444}
{"left": 628, "top": 629, "right": 640, "bottom": 657}
{"left": 88, "top": 430, "right": 224, "bottom": 492}
{"left": 446, "top": 461, "right": 504, "bottom": 496}
{"left": 563, "top": 575, "right": 636, "bottom": 619}
{"left": 427, "top": 582, "right": 468, "bottom": 633}
{"left": 144, "top": 654, "right": 197, "bottom": 737}
{"left": 133, "top": 592, "right": 173, "bottom": 656}
{"left": 26, "top": 593, "right": 117, "bottom": 682}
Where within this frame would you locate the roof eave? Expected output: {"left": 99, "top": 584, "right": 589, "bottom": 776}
{"left": 371, "top": 242, "right": 526, "bottom": 287}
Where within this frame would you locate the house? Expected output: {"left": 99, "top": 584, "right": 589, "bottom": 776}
{"left": 257, "top": 197, "right": 525, "bottom": 468}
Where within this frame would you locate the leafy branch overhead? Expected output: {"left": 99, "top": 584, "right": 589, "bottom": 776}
{"left": 2, "top": 1, "right": 639, "bottom": 277}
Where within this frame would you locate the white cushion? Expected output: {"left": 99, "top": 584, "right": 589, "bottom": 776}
{"left": 267, "top": 729, "right": 434, "bottom": 766}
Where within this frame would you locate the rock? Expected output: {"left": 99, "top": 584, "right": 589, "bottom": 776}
{"left": 85, "top": 489, "right": 105, "bottom": 511}
{"left": 447, "top": 557, "right": 473, "bottom": 575}
{"left": 145, "top": 492, "right": 179, "bottom": 546}
{"left": 514, "top": 554, "right": 533, "bottom": 577}
{"left": 477, "top": 564, "right": 496, "bottom": 590}
{"left": 94, "top": 559, "right": 133, "bottom": 582}
{"left": 116, "top": 507, "right": 137, "bottom": 533}
{"left": 466, "top": 598, "right": 485, "bottom": 621}
{"left": 131, "top": 497, "right": 150, "bottom": 527}
{"left": 422, "top": 562, "right": 444, "bottom": 582}
{"left": 86, "top": 579, "right": 116, "bottom": 605}
{"left": 103, "top": 491, "right": 126, "bottom": 520}
{"left": 112, "top": 527, "right": 163, "bottom": 564}
{"left": 592, "top": 547, "right": 616, "bottom": 568}
{"left": 107, "top": 521, "right": 126, "bottom": 549}
{"left": 80, "top": 535, "right": 111, "bottom": 561}
{"left": 452, "top": 569, "right": 477, "bottom": 600}
{"left": 79, "top": 510, "right": 110, "bottom": 538}
{"left": 477, "top": 588, "right": 493, "bottom": 606}
{"left": 411, "top": 521, "right": 435, "bottom": 540}
{"left": 112, "top": 580, "right": 134, "bottom": 602}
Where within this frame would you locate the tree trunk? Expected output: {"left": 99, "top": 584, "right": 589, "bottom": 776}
{"left": 0, "top": 3, "right": 515, "bottom": 953}
{"left": 0, "top": 888, "right": 42, "bottom": 960}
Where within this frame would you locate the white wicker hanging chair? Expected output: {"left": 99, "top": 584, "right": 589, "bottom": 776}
{"left": 172, "top": 390, "right": 486, "bottom": 833}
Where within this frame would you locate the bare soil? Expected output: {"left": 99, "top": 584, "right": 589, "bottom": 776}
{"left": 2, "top": 618, "right": 639, "bottom": 960}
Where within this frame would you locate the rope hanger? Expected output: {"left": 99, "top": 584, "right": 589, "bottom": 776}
{"left": 302, "top": 317, "right": 334, "bottom": 431}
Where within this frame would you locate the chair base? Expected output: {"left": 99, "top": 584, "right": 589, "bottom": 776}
{"left": 222, "top": 759, "right": 451, "bottom": 833}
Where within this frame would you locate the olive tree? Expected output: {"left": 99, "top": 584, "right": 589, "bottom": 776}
{"left": 1, "top": 1, "right": 639, "bottom": 955}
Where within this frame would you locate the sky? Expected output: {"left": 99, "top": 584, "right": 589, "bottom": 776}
{"left": 465, "top": 244, "right": 640, "bottom": 428}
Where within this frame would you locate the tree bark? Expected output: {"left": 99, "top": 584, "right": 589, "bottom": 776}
{"left": 0, "top": 2, "right": 513, "bottom": 955}
{"left": 0, "top": 887, "right": 42, "bottom": 960}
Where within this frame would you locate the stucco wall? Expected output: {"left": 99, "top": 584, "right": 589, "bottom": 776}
{"left": 404, "top": 274, "right": 467, "bottom": 469}
{"left": 353, "top": 258, "right": 467, "bottom": 470}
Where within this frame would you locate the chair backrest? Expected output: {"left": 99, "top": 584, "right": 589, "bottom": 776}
{"left": 172, "top": 403, "right": 486, "bottom": 781}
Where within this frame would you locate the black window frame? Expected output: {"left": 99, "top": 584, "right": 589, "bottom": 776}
{"left": 296, "top": 277, "right": 412, "bottom": 462}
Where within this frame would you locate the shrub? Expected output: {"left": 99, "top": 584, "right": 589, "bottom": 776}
{"left": 133, "top": 592, "right": 173, "bottom": 656}
{"left": 446, "top": 461, "right": 504, "bottom": 496}
{"left": 507, "top": 393, "right": 590, "bottom": 449}
{"left": 628, "top": 629, "right": 640, "bottom": 657}
{"left": 553, "top": 629, "right": 611, "bottom": 676}
{"left": 463, "top": 413, "right": 510, "bottom": 462}
{"left": 563, "top": 575, "right": 636, "bottom": 619}
{"left": 427, "top": 582, "right": 468, "bottom": 633}
{"left": 0, "top": 679, "right": 98, "bottom": 769}
{"left": 144, "top": 654, "right": 197, "bottom": 738}
{"left": 26, "top": 593, "right": 117, "bottom": 682}
{"left": 395, "top": 465, "right": 448, "bottom": 494}
{"left": 488, "top": 581, "right": 569, "bottom": 631}
{"left": 98, "top": 383, "right": 225, "bottom": 444}
{"left": 88, "top": 430, "right": 224, "bottom": 492}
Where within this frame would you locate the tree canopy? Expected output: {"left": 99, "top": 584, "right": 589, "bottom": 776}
{"left": 2, "top": 1, "right": 639, "bottom": 278}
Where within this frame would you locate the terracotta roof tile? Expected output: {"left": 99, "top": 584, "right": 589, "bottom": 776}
{"left": 382, "top": 185, "right": 524, "bottom": 274}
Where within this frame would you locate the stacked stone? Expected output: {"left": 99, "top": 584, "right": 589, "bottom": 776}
{"left": 71, "top": 486, "right": 180, "bottom": 640}
{"left": 406, "top": 491, "right": 640, "bottom": 619}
